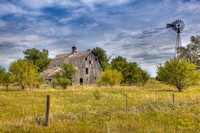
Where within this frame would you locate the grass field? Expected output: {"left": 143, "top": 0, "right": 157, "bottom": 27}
{"left": 0, "top": 79, "right": 200, "bottom": 133}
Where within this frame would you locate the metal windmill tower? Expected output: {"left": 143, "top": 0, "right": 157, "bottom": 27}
{"left": 166, "top": 20, "right": 185, "bottom": 57}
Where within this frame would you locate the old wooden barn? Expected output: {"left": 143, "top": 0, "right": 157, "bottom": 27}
{"left": 41, "top": 46, "right": 103, "bottom": 85}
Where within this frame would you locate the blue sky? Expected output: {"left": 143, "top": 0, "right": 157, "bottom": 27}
{"left": 0, "top": 0, "right": 200, "bottom": 76}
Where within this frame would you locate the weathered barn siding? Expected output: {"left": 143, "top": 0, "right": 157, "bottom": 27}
{"left": 41, "top": 48, "right": 103, "bottom": 85}
{"left": 73, "top": 52, "right": 103, "bottom": 85}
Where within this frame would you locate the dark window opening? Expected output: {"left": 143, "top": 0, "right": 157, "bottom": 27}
{"left": 85, "top": 58, "right": 87, "bottom": 60}
{"left": 95, "top": 77, "right": 96, "bottom": 79}
{"left": 89, "top": 61, "right": 91, "bottom": 64}
{"left": 80, "top": 78, "right": 83, "bottom": 85}
{"left": 95, "top": 58, "right": 97, "bottom": 61}
{"left": 86, "top": 68, "right": 88, "bottom": 74}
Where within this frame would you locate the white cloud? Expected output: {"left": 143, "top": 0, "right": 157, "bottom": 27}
{"left": 0, "top": 2, "right": 26, "bottom": 16}
{"left": 81, "top": 0, "right": 131, "bottom": 7}
{"left": 20, "top": 0, "right": 79, "bottom": 9}
{"left": 0, "top": 20, "right": 6, "bottom": 27}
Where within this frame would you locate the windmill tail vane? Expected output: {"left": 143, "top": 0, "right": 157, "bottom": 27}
{"left": 166, "top": 19, "right": 185, "bottom": 57}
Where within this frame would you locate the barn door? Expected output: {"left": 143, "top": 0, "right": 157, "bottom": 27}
{"left": 80, "top": 78, "right": 83, "bottom": 85}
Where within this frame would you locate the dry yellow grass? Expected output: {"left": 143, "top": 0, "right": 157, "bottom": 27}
{"left": 0, "top": 79, "right": 200, "bottom": 132}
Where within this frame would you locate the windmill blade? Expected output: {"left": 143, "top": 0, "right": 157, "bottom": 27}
{"left": 166, "top": 24, "right": 174, "bottom": 28}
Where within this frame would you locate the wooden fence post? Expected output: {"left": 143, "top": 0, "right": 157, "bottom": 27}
{"left": 45, "top": 95, "right": 50, "bottom": 127}
{"left": 172, "top": 93, "right": 175, "bottom": 104}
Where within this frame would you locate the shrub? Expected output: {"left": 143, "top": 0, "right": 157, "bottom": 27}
{"left": 156, "top": 57, "right": 200, "bottom": 92}
{"left": 59, "top": 78, "right": 71, "bottom": 89}
{"left": 93, "top": 90, "right": 101, "bottom": 100}
{"left": 100, "top": 70, "right": 123, "bottom": 86}
{"left": 0, "top": 67, "right": 14, "bottom": 91}
{"left": 52, "top": 78, "right": 58, "bottom": 89}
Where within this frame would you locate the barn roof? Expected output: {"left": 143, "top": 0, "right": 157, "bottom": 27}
{"left": 41, "top": 50, "right": 100, "bottom": 79}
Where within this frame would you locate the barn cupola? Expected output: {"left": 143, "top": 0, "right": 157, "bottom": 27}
{"left": 71, "top": 46, "right": 77, "bottom": 54}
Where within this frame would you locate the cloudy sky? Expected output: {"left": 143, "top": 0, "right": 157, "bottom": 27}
{"left": 0, "top": 0, "right": 199, "bottom": 76}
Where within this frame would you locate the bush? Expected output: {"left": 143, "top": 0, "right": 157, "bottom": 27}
{"left": 0, "top": 67, "right": 14, "bottom": 91}
{"left": 59, "top": 78, "right": 71, "bottom": 89}
{"left": 156, "top": 57, "right": 200, "bottom": 92}
{"left": 52, "top": 79, "right": 58, "bottom": 89}
{"left": 93, "top": 90, "right": 101, "bottom": 100}
{"left": 100, "top": 70, "right": 123, "bottom": 86}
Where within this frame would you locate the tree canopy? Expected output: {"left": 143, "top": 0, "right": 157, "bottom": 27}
{"left": 99, "top": 70, "right": 123, "bottom": 86}
{"left": 9, "top": 59, "right": 43, "bottom": 90}
{"left": 91, "top": 47, "right": 111, "bottom": 70}
{"left": 23, "top": 48, "right": 51, "bottom": 72}
{"left": 156, "top": 57, "right": 200, "bottom": 92}
{"left": 178, "top": 36, "right": 200, "bottom": 69}
{"left": 111, "top": 56, "right": 150, "bottom": 85}
{"left": 0, "top": 66, "right": 14, "bottom": 90}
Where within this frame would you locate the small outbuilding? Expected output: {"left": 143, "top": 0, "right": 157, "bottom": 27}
{"left": 41, "top": 46, "right": 103, "bottom": 85}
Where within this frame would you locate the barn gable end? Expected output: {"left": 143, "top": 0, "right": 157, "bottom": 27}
{"left": 41, "top": 47, "right": 103, "bottom": 85}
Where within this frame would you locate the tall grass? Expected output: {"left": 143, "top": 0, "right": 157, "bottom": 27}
{"left": 0, "top": 79, "right": 200, "bottom": 132}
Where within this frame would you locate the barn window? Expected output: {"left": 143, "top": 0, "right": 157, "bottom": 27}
{"left": 95, "top": 58, "right": 97, "bottom": 61}
{"left": 80, "top": 78, "right": 83, "bottom": 85}
{"left": 89, "top": 61, "right": 91, "bottom": 64}
{"left": 85, "top": 57, "right": 87, "bottom": 60}
{"left": 95, "top": 77, "right": 96, "bottom": 79}
{"left": 86, "top": 68, "right": 88, "bottom": 74}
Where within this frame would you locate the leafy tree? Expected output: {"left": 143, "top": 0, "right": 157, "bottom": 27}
{"left": 111, "top": 56, "right": 150, "bottom": 85}
{"left": 91, "top": 47, "right": 111, "bottom": 70}
{"left": 60, "top": 63, "right": 77, "bottom": 83}
{"left": 140, "top": 70, "right": 150, "bottom": 86}
{"left": 178, "top": 36, "right": 200, "bottom": 69}
{"left": 111, "top": 56, "right": 127, "bottom": 64}
{"left": 59, "top": 78, "right": 71, "bottom": 89}
{"left": 99, "top": 70, "right": 123, "bottom": 86}
{"left": 156, "top": 57, "right": 200, "bottom": 92}
{"left": 23, "top": 48, "right": 51, "bottom": 72}
{"left": 111, "top": 56, "right": 127, "bottom": 73}
{"left": 123, "top": 62, "right": 141, "bottom": 84}
{"left": 0, "top": 67, "right": 14, "bottom": 90}
{"left": 53, "top": 63, "right": 76, "bottom": 89}
{"left": 0, "top": 66, "right": 5, "bottom": 82}
{"left": 35, "top": 77, "right": 45, "bottom": 88}
{"left": 9, "top": 59, "right": 41, "bottom": 90}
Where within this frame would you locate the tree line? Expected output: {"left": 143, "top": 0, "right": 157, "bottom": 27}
{"left": 0, "top": 35, "right": 200, "bottom": 91}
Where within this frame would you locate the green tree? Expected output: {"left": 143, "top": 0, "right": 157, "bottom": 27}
{"left": 91, "top": 47, "right": 111, "bottom": 70}
{"left": 99, "top": 70, "right": 123, "bottom": 86}
{"left": 111, "top": 56, "right": 127, "bottom": 64}
{"left": 156, "top": 57, "right": 200, "bottom": 92}
{"left": 23, "top": 48, "right": 51, "bottom": 72}
{"left": 9, "top": 59, "right": 41, "bottom": 90}
{"left": 140, "top": 70, "right": 150, "bottom": 86}
{"left": 111, "top": 57, "right": 150, "bottom": 85}
{"left": 178, "top": 36, "right": 200, "bottom": 69}
{"left": 59, "top": 78, "right": 71, "bottom": 89}
{"left": 0, "top": 66, "right": 5, "bottom": 82}
{"left": 53, "top": 63, "right": 76, "bottom": 89}
{"left": 0, "top": 67, "right": 14, "bottom": 90}
{"left": 60, "top": 63, "right": 77, "bottom": 83}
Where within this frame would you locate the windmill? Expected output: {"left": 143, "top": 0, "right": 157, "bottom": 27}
{"left": 166, "top": 19, "right": 185, "bottom": 57}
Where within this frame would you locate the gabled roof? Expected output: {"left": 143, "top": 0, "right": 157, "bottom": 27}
{"left": 41, "top": 50, "right": 102, "bottom": 79}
